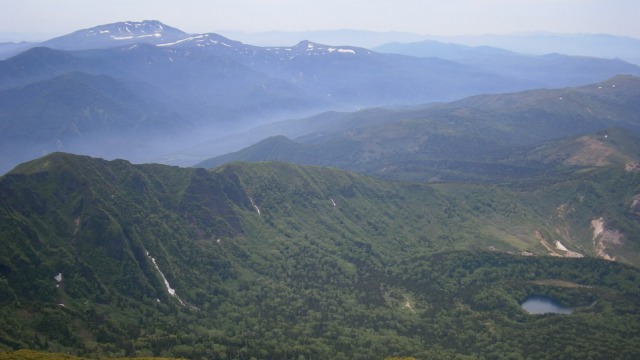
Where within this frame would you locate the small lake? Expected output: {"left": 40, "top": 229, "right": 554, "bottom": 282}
{"left": 521, "top": 296, "right": 573, "bottom": 315}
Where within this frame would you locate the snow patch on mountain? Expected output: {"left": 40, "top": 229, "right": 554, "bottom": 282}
{"left": 328, "top": 48, "right": 356, "bottom": 54}
{"left": 158, "top": 33, "right": 240, "bottom": 50}
{"left": 158, "top": 35, "right": 206, "bottom": 47}
{"left": 249, "top": 196, "right": 261, "bottom": 215}
{"left": 54, "top": 272, "right": 63, "bottom": 288}
{"left": 84, "top": 20, "right": 170, "bottom": 40}
{"left": 292, "top": 41, "right": 362, "bottom": 56}
{"left": 555, "top": 241, "right": 568, "bottom": 251}
{"left": 147, "top": 251, "right": 185, "bottom": 306}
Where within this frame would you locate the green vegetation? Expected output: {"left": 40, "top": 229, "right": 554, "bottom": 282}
{"left": 1, "top": 153, "right": 640, "bottom": 358}
{"left": 198, "top": 75, "right": 640, "bottom": 184}
{"left": 0, "top": 349, "right": 181, "bottom": 360}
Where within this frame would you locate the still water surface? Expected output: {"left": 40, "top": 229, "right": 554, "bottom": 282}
{"left": 521, "top": 296, "right": 573, "bottom": 315}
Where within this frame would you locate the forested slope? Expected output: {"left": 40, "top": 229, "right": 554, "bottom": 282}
{"left": 1, "top": 154, "right": 640, "bottom": 358}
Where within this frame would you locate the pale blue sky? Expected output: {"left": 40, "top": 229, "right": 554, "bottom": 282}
{"left": 1, "top": 0, "right": 639, "bottom": 41}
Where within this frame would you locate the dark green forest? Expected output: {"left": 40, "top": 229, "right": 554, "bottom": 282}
{"left": 1, "top": 153, "right": 640, "bottom": 359}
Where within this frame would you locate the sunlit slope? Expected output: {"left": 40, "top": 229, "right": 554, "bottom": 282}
{"left": 199, "top": 75, "right": 640, "bottom": 182}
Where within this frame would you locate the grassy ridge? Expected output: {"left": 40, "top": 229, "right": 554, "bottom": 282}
{"left": 198, "top": 75, "right": 640, "bottom": 184}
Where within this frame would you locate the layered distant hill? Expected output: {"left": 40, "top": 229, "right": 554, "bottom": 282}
{"left": 375, "top": 40, "right": 640, "bottom": 87}
{"left": 207, "top": 30, "right": 640, "bottom": 65}
{"left": 198, "top": 75, "right": 640, "bottom": 182}
{"left": 416, "top": 33, "right": 640, "bottom": 66}
{"left": 1, "top": 20, "right": 640, "bottom": 174}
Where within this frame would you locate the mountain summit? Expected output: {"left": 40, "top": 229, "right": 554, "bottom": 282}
{"left": 40, "top": 20, "right": 189, "bottom": 50}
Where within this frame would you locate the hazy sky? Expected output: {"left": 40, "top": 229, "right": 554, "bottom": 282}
{"left": 1, "top": 0, "right": 639, "bottom": 40}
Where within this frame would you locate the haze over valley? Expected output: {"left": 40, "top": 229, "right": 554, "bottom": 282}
{"left": 2, "top": 2, "right": 640, "bottom": 358}
{"left": 1, "top": 20, "right": 640, "bottom": 173}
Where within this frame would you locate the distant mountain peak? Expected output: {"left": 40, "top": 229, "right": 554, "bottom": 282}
{"left": 82, "top": 20, "right": 185, "bottom": 41}
{"left": 275, "top": 40, "right": 366, "bottom": 56}
{"left": 157, "top": 32, "right": 245, "bottom": 49}
{"left": 41, "top": 20, "right": 189, "bottom": 50}
{"left": 294, "top": 40, "right": 320, "bottom": 47}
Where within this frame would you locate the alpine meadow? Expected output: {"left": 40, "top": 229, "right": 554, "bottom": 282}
{"left": 1, "top": 13, "right": 640, "bottom": 360}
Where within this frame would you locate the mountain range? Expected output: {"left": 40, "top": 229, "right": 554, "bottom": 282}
{"left": 375, "top": 40, "right": 640, "bottom": 88}
{"left": 2, "top": 20, "right": 640, "bottom": 359}
{"left": 422, "top": 33, "right": 640, "bottom": 66}
{"left": 1, "top": 20, "right": 640, "bottom": 173}
{"left": 197, "top": 75, "right": 640, "bottom": 183}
